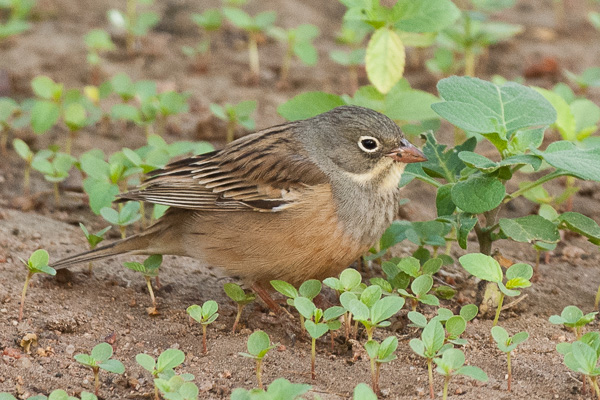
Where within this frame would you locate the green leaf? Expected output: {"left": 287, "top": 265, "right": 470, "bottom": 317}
{"left": 559, "top": 212, "right": 600, "bottom": 245}
{"left": 277, "top": 92, "right": 345, "bottom": 121}
{"left": 432, "top": 76, "right": 556, "bottom": 138}
{"left": 270, "top": 280, "right": 298, "bottom": 299}
{"left": 12, "top": 139, "right": 32, "bottom": 161}
{"left": 64, "top": 103, "right": 87, "bottom": 130}
{"left": 304, "top": 320, "right": 329, "bottom": 339}
{"left": 422, "top": 320, "right": 445, "bottom": 354}
{"left": 491, "top": 325, "right": 509, "bottom": 345}
{"left": 409, "top": 338, "right": 425, "bottom": 357}
{"left": 293, "top": 297, "right": 316, "bottom": 320}
{"left": 135, "top": 353, "right": 156, "bottom": 373}
{"left": 74, "top": 353, "right": 96, "bottom": 367}
{"left": 499, "top": 215, "right": 560, "bottom": 243}
{"left": 436, "top": 183, "right": 455, "bottom": 216}
{"left": 360, "top": 285, "right": 382, "bottom": 307}
{"left": 533, "top": 142, "right": 600, "bottom": 182}
{"left": 422, "top": 258, "right": 442, "bottom": 275}
{"left": 91, "top": 342, "right": 113, "bottom": 363}
{"left": 31, "top": 100, "right": 60, "bottom": 134}
{"left": 411, "top": 274, "right": 433, "bottom": 296}
{"left": 408, "top": 311, "right": 427, "bottom": 328}
{"left": 445, "top": 316, "right": 466, "bottom": 338}
{"left": 506, "top": 263, "right": 533, "bottom": 281}
{"left": 460, "top": 304, "right": 478, "bottom": 321}
{"left": 371, "top": 296, "right": 404, "bottom": 324}
{"left": 29, "top": 249, "right": 50, "bottom": 269}
{"left": 572, "top": 341, "right": 599, "bottom": 374}
{"left": 223, "top": 283, "right": 247, "bottom": 302}
{"left": 459, "top": 253, "right": 502, "bottom": 283}
{"left": 32, "top": 76, "right": 61, "bottom": 100}
{"left": 451, "top": 175, "right": 505, "bottom": 214}
{"left": 348, "top": 299, "right": 370, "bottom": 321}
{"left": 456, "top": 365, "right": 489, "bottom": 381}
{"left": 365, "top": 27, "right": 405, "bottom": 94}
{"left": 299, "top": 280, "right": 322, "bottom": 300}
{"left": 157, "top": 349, "right": 185, "bottom": 372}
{"left": 394, "top": 0, "right": 460, "bottom": 33}
{"left": 99, "top": 359, "right": 125, "bottom": 374}
{"left": 247, "top": 330, "right": 271, "bottom": 357}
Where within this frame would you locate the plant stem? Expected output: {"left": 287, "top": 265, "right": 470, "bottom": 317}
{"left": 279, "top": 40, "right": 294, "bottom": 85}
{"left": 427, "top": 359, "right": 434, "bottom": 399}
{"left": 366, "top": 326, "right": 374, "bottom": 342}
{"left": 19, "top": 271, "right": 33, "bottom": 322}
{"left": 311, "top": 337, "right": 316, "bottom": 380}
{"left": 375, "top": 362, "right": 381, "bottom": 395}
{"left": 232, "top": 304, "right": 243, "bottom": 333}
{"left": 88, "top": 261, "right": 93, "bottom": 275}
{"left": 0, "top": 130, "right": 7, "bottom": 155}
{"left": 154, "top": 384, "right": 159, "bottom": 400}
{"left": 330, "top": 330, "right": 335, "bottom": 352}
{"left": 592, "top": 376, "right": 600, "bottom": 399}
{"left": 248, "top": 32, "right": 260, "bottom": 82}
{"left": 493, "top": 292, "right": 505, "bottom": 326}
{"left": 226, "top": 119, "right": 236, "bottom": 143}
{"left": 505, "top": 171, "right": 568, "bottom": 203}
{"left": 54, "top": 182, "right": 60, "bottom": 206}
{"left": 256, "top": 359, "right": 263, "bottom": 388}
{"left": 202, "top": 324, "right": 207, "bottom": 354}
{"left": 24, "top": 165, "right": 30, "bottom": 195}
{"left": 442, "top": 375, "right": 450, "bottom": 400}
{"left": 145, "top": 276, "right": 156, "bottom": 308}
{"left": 412, "top": 298, "right": 418, "bottom": 312}
{"left": 595, "top": 284, "right": 600, "bottom": 309}
{"left": 93, "top": 366, "right": 100, "bottom": 396}
{"left": 507, "top": 351, "right": 512, "bottom": 392}
{"left": 120, "top": 225, "right": 126, "bottom": 239}
{"left": 299, "top": 314, "right": 305, "bottom": 338}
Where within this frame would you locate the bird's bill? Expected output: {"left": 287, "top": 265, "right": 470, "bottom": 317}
{"left": 386, "top": 141, "right": 427, "bottom": 163}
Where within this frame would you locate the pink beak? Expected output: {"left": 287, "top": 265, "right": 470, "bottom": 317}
{"left": 386, "top": 139, "right": 427, "bottom": 163}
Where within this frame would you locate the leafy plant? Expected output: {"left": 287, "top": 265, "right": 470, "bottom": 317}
{"left": 12, "top": 138, "right": 33, "bottom": 194}
{"left": 267, "top": 24, "right": 319, "bottom": 87}
{"left": 101, "top": 201, "right": 142, "bottom": 238}
{"left": 209, "top": 100, "right": 256, "bottom": 143}
{"left": 323, "top": 268, "right": 364, "bottom": 339}
{"left": 223, "top": 282, "right": 256, "bottom": 333}
{"left": 222, "top": 7, "right": 276, "bottom": 82}
{"left": 1, "top": 98, "right": 20, "bottom": 153}
{"left": 491, "top": 326, "right": 528, "bottom": 391}
{"left": 565, "top": 67, "right": 600, "bottom": 92}
{"left": 230, "top": 378, "right": 310, "bottom": 400}
{"left": 74, "top": 342, "right": 125, "bottom": 396}
{"left": 434, "top": 348, "right": 488, "bottom": 400}
{"left": 459, "top": 254, "right": 533, "bottom": 326}
{"left": 31, "top": 149, "right": 77, "bottom": 204}
{"left": 18, "top": 249, "right": 55, "bottom": 322}
{"left": 186, "top": 9, "right": 222, "bottom": 63}
{"left": 557, "top": 332, "right": 600, "bottom": 397}
{"left": 123, "top": 254, "right": 163, "bottom": 313}
{"left": 79, "top": 223, "right": 111, "bottom": 274}
{"left": 136, "top": 348, "right": 192, "bottom": 400}
{"left": 409, "top": 304, "right": 479, "bottom": 346}
{"left": 352, "top": 383, "right": 377, "bottom": 400}
{"left": 84, "top": 29, "right": 115, "bottom": 85}
{"left": 187, "top": 301, "right": 219, "bottom": 354}
{"left": 410, "top": 319, "right": 452, "bottom": 399}
{"left": 293, "top": 297, "right": 344, "bottom": 379}
{"left": 271, "top": 278, "right": 322, "bottom": 334}
{"left": 154, "top": 375, "right": 199, "bottom": 400}
{"left": 344, "top": 285, "right": 404, "bottom": 341}
{"left": 0, "top": 0, "right": 35, "bottom": 41}
{"left": 107, "top": 0, "right": 159, "bottom": 53}
{"left": 364, "top": 336, "right": 397, "bottom": 394}
{"left": 549, "top": 305, "right": 598, "bottom": 339}
{"left": 239, "top": 330, "right": 277, "bottom": 389}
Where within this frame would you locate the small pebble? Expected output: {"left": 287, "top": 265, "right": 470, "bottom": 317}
{"left": 65, "top": 344, "right": 75, "bottom": 355}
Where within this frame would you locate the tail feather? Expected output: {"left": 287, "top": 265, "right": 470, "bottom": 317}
{"left": 51, "top": 234, "right": 152, "bottom": 270}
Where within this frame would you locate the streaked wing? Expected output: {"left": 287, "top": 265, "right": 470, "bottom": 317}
{"left": 119, "top": 122, "right": 328, "bottom": 212}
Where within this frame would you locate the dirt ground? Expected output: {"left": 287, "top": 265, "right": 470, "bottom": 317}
{"left": 1, "top": 0, "right": 600, "bottom": 399}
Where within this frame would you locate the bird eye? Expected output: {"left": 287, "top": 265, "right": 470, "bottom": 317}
{"left": 358, "top": 136, "right": 380, "bottom": 153}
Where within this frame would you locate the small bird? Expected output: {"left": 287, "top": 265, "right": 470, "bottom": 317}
{"left": 52, "top": 106, "right": 426, "bottom": 309}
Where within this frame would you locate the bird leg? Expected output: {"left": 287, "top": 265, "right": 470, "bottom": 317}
{"left": 251, "top": 282, "right": 282, "bottom": 314}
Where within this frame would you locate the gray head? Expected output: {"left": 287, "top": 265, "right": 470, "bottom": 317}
{"left": 299, "top": 106, "right": 426, "bottom": 177}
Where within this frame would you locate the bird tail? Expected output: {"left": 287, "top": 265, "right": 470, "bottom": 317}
{"left": 51, "top": 233, "right": 153, "bottom": 270}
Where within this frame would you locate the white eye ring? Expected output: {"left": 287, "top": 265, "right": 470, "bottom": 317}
{"left": 358, "top": 136, "right": 380, "bottom": 153}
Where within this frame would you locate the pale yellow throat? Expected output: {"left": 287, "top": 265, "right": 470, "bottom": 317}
{"left": 342, "top": 159, "right": 406, "bottom": 191}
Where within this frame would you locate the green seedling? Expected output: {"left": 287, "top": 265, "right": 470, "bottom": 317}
{"left": 18, "top": 249, "right": 55, "bottom": 322}
{"left": 107, "top": 0, "right": 159, "bottom": 53}
{"left": 549, "top": 305, "right": 598, "bottom": 339}
{"left": 323, "top": 268, "right": 364, "bottom": 339}
{"left": 491, "top": 326, "right": 528, "bottom": 391}
{"left": 209, "top": 100, "right": 256, "bottom": 143}
{"left": 353, "top": 383, "right": 377, "bottom": 400}
{"left": 1, "top": 97, "right": 19, "bottom": 153}
{"left": 345, "top": 285, "right": 404, "bottom": 341}
{"left": 230, "top": 377, "right": 311, "bottom": 400}
{"left": 84, "top": 29, "right": 115, "bottom": 85}
{"left": 397, "top": 274, "right": 440, "bottom": 311}
{"left": 12, "top": 138, "right": 33, "bottom": 194}
{"left": 0, "top": 390, "right": 98, "bottom": 400}
{"left": 136, "top": 348, "right": 192, "bottom": 400}
{"left": 123, "top": 254, "right": 162, "bottom": 313}
{"left": 222, "top": 7, "right": 276, "bottom": 82}
{"left": 434, "top": 348, "right": 488, "bottom": 400}
{"left": 101, "top": 201, "right": 142, "bottom": 239}
{"left": 460, "top": 254, "right": 533, "bottom": 326}
{"left": 31, "top": 149, "right": 76, "bottom": 204}
{"left": 239, "top": 330, "right": 277, "bottom": 389}
{"left": 223, "top": 282, "right": 256, "bottom": 333}
{"left": 557, "top": 332, "right": 600, "bottom": 397}
{"left": 364, "top": 336, "right": 397, "bottom": 394}
{"left": 565, "top": 67, "right": 600, "bottom": 92}
{"left": 329, "top": 19, "right": 370, "bottom": 93}
{"left": 0, "top": 0, "right": 34, "bottom": 41}
{"left": 186, "top": 9, "right": 222, "bottom": 63}
{"left": 154, "top": 375, "right": 199, "bottom": 400}
{"left": 409, "top": 304, "right": 478, "bottom": 346}
{"left": 267, "top": 24, "right": 319, "bottom": 87}
{"left": 187, "top": 301, "right": 219, "bottom": 354}
{"left": 271, "top": 278, "right": 322, "bottom": 334}
{"left": 410, "top": 319, "right": 452, "bottom": 399}
{"left": 79, "top": 223, "right": 111, "bottom": 274}
{"left": 74, "top": 342, "right": 125, "bottom": 396}
{"left": 293, "top": 297, "right": 344, "bottom": 379}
